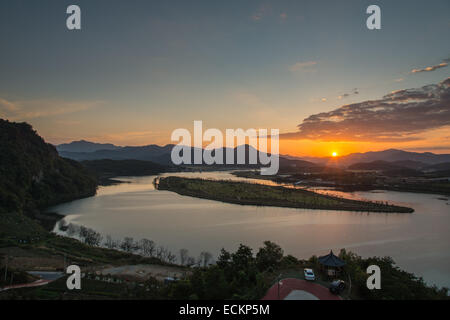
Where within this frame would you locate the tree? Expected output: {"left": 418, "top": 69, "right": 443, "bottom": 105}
{"left": 169, "top": 280, "right": 193, "bottom": 299}
{"left": 256, "top": 241, "right": 284, "bottom": 271}
{"left": 167, "top": 251, "right": 177, "bottom": 264}
{"left": 77, "top": 226, "right": 102, "bottom": 246}
{"left": 132, "top": 240, "right": 142, "bottom": 254}
{"left": 189, "top": 269, "right": 205, "bottom": 298}
{"left": 280, "top": 254, "right": 299, "bottom": 268}
{"left": 186, "top": 256, "right": 196, "bottom": 268}
{"left": 217, "top": 248, "right": 233, "bottom": 281}
{"left": 66, "top": 223, "right": 79, "bottom": 236}
{"left": 202, "top": 266, "right": 229, "bottom": 299}
{"left": 120, "top": 237, "right": 134, "bottom": 252}
{"left": 229, "top": 244, "right": 257, "bottom": 292}
{"left": 140, "top": 239, "right": 155, "bottom": 257}
{"left": 231, "top": 244, "right": 254, "bottom": 271}
{"left": 104, "top": 235, "right": 118, "bottom": 249}
{"left": 179, "top": 248, "right": 189, "bottom": 265}
{"left": 217, "top": 248, "right": 231, "bottom": 268}
{"left": 199, "top": 251, "right": 213, "bottom": 267}
{"left": 156, "top": 246, "right": 168, "bottom": 261}
{"left": 79, "top": 226, "right": 89, "bottom": 240}
{"left": 104, "top": 234, "right": 113, "bottom": 249}
{"left": 84, "top": 228, "right": 102, "bottom": 246}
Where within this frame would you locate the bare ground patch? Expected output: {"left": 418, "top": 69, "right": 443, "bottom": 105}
{"left": 97, "top": 264, "right": 189, "bottom": 281}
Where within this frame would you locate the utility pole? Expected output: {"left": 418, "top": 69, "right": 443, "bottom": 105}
{"left": 277, "top": 274, "right": 282, "bottom": 300}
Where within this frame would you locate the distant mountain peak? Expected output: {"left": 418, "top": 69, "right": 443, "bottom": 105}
{"left": 56, "top": 140, "right": 121, "bottom": 153}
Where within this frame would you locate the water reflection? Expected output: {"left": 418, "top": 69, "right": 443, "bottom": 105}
{"left": 50, "top": 171, "right": 450, "bottom": 288}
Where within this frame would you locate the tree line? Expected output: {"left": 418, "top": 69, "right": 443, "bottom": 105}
{"left": 58, "top": 221, "right": 213, "bottom": 266}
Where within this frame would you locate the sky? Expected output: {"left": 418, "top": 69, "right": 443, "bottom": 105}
{"left": 0, "top": 0, "right": 449, "bottom": 157}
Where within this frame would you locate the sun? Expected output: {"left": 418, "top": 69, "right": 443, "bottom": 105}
{"left": 331, "top": 152, "right": 338, "bottom": 157}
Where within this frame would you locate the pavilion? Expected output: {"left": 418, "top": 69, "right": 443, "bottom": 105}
{"left": 318, "top": 250, "right": 346, "bottom": 277}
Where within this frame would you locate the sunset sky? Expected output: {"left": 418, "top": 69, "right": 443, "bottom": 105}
{"left": 0, "top": 0, "right": 449, "bottom": 157}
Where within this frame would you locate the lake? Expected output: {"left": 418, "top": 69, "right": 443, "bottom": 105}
{"left": 50, "top": 171, "right": 450, "bottom": 288}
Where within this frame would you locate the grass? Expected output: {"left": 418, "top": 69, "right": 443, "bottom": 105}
{"left": 39, "top": 235, "right": 167, "bottom": 266}
{"left": 0, "top": 212, "right": 47, "bottom": 247}
{"left": 156, "top": 176, "right": 414, "bottom": 213}
{"left": 1, "top": 221, "right": 172, "bottom": 274}
{"left": 0, "top": 277, "right": 130, "bottom": 300}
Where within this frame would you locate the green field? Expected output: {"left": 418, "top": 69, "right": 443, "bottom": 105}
{"left": 156, "top": 177, "right": 414, "bottom": 213}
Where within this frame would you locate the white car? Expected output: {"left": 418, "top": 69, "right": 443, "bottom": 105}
{"left": 304, "top": 268, "right": 315, "bottom": 281}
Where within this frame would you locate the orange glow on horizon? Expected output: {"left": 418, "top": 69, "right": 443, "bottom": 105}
{"left": 45, "top": 126, "right": 450, "bottom": 158}
{"left": 277, "top": 127, "right": 450, "bottom": 157}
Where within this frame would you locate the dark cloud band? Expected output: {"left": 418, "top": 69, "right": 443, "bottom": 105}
{"left": 411, "top": 61, "right": 448, "bottom": 73}
{"left": 281, "top": 78, "right": 450, "bottom": 142}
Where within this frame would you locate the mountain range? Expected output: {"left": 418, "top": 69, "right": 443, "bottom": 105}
{"left": 322, "top": 149, "right": 450, "bottom": 166}
{"left": 57, "top": 141, "right": 174, "bottom": 164}
{"left": 56, "top": 140, "right": 450, "bottom": 168}
{"left": 57, "top": 140, "right": 121, "bottom": 153}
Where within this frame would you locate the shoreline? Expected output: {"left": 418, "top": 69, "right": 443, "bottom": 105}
{"left": 156, "top": 176, "right": 414, "bottom": 213}
{"left": 232, "top": 171, "right": 450, "bottom": 197}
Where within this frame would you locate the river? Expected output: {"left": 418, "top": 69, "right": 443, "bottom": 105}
{"left": 50, "top": 171, "right": 450, "bottom": 288}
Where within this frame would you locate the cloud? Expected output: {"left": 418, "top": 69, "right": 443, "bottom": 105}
{"left": 290, "top": 61, "right": 317, "bottom": 72}
{"left": 251, "top": 5, "right": 288, "bottom": 23}
{"left": 251, "top": 4, "right": 271, "bottom": 21}
{"left": 280, "top": 78, "right": 450, "bottom": 142}
{"left": 0, "top": 98, "right": 19, "bottom": 112}
{"left": 411, "top": 60, "right": 448, "bottom": 73}
{"left": 98, "top": 130, "right": 162, "bottom": 141}
{"left": 0, "top": 98, "right": 103, "bottom": 120}
{"left": 234, "top": 92, "right": 265, "bottom": 108}
{"left": 337, "top": 88, "right": 359, "bottom": 100}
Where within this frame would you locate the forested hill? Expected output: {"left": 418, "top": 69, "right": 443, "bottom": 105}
{"left": 0, "top": 119, "right": 97, "bottom": 214}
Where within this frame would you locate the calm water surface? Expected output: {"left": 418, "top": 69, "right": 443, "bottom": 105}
{"left": 50, "top": 171, "right": 450, "bottom": 288}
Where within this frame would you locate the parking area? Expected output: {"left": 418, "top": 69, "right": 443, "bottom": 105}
{"left": 262, "top": 278, "right": 342, "bottom": 300}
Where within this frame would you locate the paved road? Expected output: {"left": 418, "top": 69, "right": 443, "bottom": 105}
{"left": 0, "top": 271, "right": 64, "bottom": 292}
{"left": 262, "top": 278, "right": 342, "bottom": 300}
{"left": 0, "top": 279, "right": 52, "bottom": 292}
